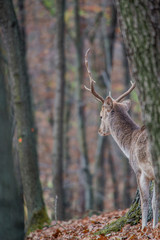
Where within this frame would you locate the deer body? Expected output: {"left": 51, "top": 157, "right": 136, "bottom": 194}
{"left": 101, "top": 102, "right": 154, "bottom": 179}
{"left": 98, "top": 99, "right": 158, "bottom": 229}
{"left": 84, "top": 49, "right": 159, "bottom": 230}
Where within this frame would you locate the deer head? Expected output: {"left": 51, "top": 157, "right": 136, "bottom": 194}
{"left": 98, "top": 97, "right": 132, "bottom": 136}
{"left": 84, "top": 48, "right": 136, "bottom": 137}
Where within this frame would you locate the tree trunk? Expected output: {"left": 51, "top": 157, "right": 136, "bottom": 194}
{"left": 122, "top": 44, "right": 132, "bottom": 208}
{"left": 63, "top": 82, "right": 72, "bottom": 172}
{"left": 94, "top": 136, "right": 106, "bottom": 211}
{"left": 0, "top": 44, "right": 24, "bottom": 240}
{"left": 94, "top": 0, "right": 119, "bottom": 210}
{"left": 0, "top": 0, "right": 49, "bottom": 232}
{"left": 74, "top": 0, "right": 93, "bottom": 211}
{"left": 63, "top": 82, "right": 73, "bottom": 219}
{"left": 17, "top": 0, "right": 26, "bottom": 52}
{"left": 122, "top": 156, "right": 132, "bottom": 208}
{"left": 115, "top": 0, "right": 160, "bottom": 216}
{"left": 52, "top": 0, "right": 66, "bottom": 220}
{"left": 100, "top": 0, "right": 117, "bottom": 79}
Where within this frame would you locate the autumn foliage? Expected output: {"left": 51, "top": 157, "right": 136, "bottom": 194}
{"left": 27, "top": 209, "right": 160, "bottom": 239}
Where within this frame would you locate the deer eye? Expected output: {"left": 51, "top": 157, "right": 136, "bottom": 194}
{"left": 100, "top": 116, "right": 102, "bottom": 119}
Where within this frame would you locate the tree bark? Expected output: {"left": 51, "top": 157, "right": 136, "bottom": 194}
{"left": 122, "top": 44, "right": 132, "bottom": 208}
{"left": 0, "top": 0, "right": 49, "bottom": 232}
{"left": 115, "top": 0, "right": 160, "bottom": 214}
{"left": 74, "top": 0, "right": 93, "bottom": 211}
{"left": 0, "top": 43, "right": 24, "bottom": 240}
{"left": 52, "top": 0, "right": 66, "bottom": 220}
{"left": 17, "top": 0, "right": 26, "bottom": 52}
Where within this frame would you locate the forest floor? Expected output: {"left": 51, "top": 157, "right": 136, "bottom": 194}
{"left": 26, "top": 209, "right": 160, "bottom": 240}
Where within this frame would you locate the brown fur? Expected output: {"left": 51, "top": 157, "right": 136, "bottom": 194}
{"left": 84, "top": 53, "right": 158, "bottom": 228}
{"left": 99, "top": 97, "right": 158, "bottom": 229}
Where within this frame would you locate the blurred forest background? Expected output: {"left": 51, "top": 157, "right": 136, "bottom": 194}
{"left": 0, "top": 0, "right": 144, "bottom": 235}
{"left": 23, "top": 0, "right": 141, "bottom": 217}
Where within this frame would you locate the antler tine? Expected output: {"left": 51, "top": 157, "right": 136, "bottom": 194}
{"left": 116, "top": 81, "right": 136, "bottom": 102}
{"left": 84, "top": 48, "right": 104, "bottom": 103}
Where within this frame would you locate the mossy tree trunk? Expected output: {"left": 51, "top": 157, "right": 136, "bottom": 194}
{"left": 115, "top": 0, "right": 160, "bottom": 214}
{"left": 0, "top": 0, "right": 49, "bottom": 232}
{"left": 52, "top": 0, "right": 66, "bottom": 220}
{"left": 0, "top": 42, "right": 24, "bottom": 240}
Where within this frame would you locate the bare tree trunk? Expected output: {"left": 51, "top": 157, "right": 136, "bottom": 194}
{"left": 74, "top": 0, "right": 93, "bottom": 211}
{"left": 52, "top": 0, "right": 66, "bottom": 220}
{"left": 108, "top": 145, "right": 119, "bottom": 209}
{"left": 17, "top": 0, "right": 26, "bottom": 51}
{"left": 94, "top": 0, "right": 119, "bottom": 210}
{"left": 122, "top": 157, "right": 131, "bottom": 208}
{"left": 94, "top": 136, "right": 106, "bottom": 211}
{"left": 63, "top": 82, "right": 73, "bottom": 218}
{"left": 0, "top": 42, "right": 24, "bottom": 240}
{"left": 0, "top": 0, "right": 49, "bottom": 232}
{"left": 63, "top": 83, "right": 72, "bottom": 172}
{"left": 115, "top": 0, "right": 160, "bottom": 215}
{"left": 100, "top": 0, "right": 117, "bottom": 81}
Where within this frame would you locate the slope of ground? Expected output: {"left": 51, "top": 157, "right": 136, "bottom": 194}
{"left": 26, "top": 209, "right": 160, "bottom": 239}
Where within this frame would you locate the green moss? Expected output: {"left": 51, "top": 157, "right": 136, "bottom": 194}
{"left": 96, "top": 193, "right": 141, "bottom": 236}
{"left": 42, "top": 0, "right": 55, "bottom": 16}
{"left": 98, "top": 183, "right": 153, "bottom": 237}
{"left": 126, "top": 202, "right": 141, "bottom": 225}
{"left": 96, "top": 216, "right": 126, "bottom": 235}
{"left": 27, "top": 207, "right": 51, "bottom": 235}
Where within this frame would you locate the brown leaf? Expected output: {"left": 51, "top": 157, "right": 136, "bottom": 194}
{"left": 52, "top": 229, "right": 62, "bottom": 238}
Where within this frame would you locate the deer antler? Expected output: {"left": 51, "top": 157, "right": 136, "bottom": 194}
{"left": 116, "top": 81, "right": 136, "bottom": 102}
{"left": 84, "top": 49, "right": 104, "bottom": 104}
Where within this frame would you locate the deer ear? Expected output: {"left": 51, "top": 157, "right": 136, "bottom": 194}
{"left": 121, "top": 99, "right": 131, "bottom": 111}
{"left": 104, "top": 96, "right": 113, "bottom": 112}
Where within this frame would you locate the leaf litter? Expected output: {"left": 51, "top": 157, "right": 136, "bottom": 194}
{"left": 26, "top": 209, "right": 160, "bottom": 240}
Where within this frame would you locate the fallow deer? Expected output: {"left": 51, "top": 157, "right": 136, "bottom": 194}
{"left": 84, "top": 48, "right": 159, "bottom": 230}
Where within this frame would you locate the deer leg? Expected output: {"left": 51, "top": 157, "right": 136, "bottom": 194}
{"left": 137, "top": 172, "right": 150, "bottom": 230}
{"left": 152, "top": 182, "right": 159, "bottom": 228}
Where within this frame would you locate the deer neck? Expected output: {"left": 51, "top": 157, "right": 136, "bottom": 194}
{"left": 109, "top": 109, "right": 139, "bottom": 158}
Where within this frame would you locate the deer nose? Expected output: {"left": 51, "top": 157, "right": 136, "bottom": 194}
{"left": 98, "top": 129, "right": 102, "bottom": 135}
{"left": 98, "top": 129, "right": 105, "bottom": 136}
